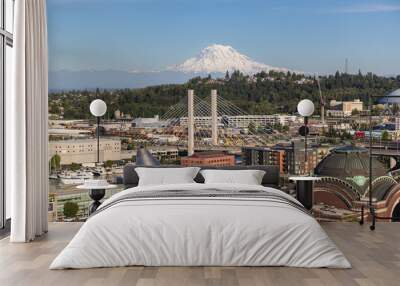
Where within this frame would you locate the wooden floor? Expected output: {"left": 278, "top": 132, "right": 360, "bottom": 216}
{"left": 0, "top": 222, "right": 399, "bottom": 286}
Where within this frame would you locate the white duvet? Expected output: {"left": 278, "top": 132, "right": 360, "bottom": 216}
{"left": 50, "top": 183, "right": 351, "bottom": 269}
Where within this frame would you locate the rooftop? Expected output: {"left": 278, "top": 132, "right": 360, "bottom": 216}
{"left": 378, "top": 88, "right": 400, "bottom": 104}
{"left": 187, "top": 151, "right": 233, "bottom": 158}
{"left": 333, "top": 145, "right": 368, "bottom": 154}
{"left": 49, "top": 128, "right": 91, "bottom": 134}
{"left": 49, "top": 138, "right": 121, "bottom": 144}
{"left": 315, "top": 145, "right": 388, "bottom": 194}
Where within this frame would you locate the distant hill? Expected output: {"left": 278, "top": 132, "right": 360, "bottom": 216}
{"left": 49, "top": 70, "right": 217, "bottom": 91}
{"left": 49, "top": 71, "right": 400, "bottom": 120}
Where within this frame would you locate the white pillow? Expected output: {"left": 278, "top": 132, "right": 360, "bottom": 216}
{"left": 200, "top": 169, "right": 266, "bottom": 185}
{"left": 135, "top": 167, "right": 200, "bottom": 186}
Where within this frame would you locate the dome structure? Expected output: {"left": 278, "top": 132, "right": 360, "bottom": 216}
{"left": 377, "top": 88, "right": 400, "bottom": 104}
{"left": 314, "top": 145, "right": 387, "bottom": 196}
{"left": 313, "top": 145, "right": 400, "bottom": 221}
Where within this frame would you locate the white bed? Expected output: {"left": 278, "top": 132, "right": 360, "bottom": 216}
{"left": 50, "top": 183, "right": 351, "bottom": 269}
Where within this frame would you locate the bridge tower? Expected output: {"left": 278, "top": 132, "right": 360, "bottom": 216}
{"left": 187, "top": 90, "right": 195, "bottom": 156}
{"left": 211, "top": 90, "right": 218, "bottom": 146}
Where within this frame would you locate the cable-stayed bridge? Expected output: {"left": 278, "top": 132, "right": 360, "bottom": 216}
{"left": 154, "top": 89, "right": 280, "bottom": 154}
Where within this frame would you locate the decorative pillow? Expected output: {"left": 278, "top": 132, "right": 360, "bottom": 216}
{"left": 200, "top": 169, "right": 266, "bottom": 185}
{"left": 135, "top": 167, "right": 201, "bottom": 186}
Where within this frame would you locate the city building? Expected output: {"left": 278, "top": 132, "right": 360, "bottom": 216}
{"left": 149, "top": 146, "right": 179, "bottom": 163}
{"left": 113, "top": 110, "right": 132, "bottom": 120}
{"left": 101, "top": 122, "right": 132, "bottom": 132}
{"left": 179, "top": 114, "right": 298, "bottom": 128}
{"left": 148, "top": 134, "right": 180, "bottom": 144}
{"left": 316, "top": 144, "right": 332, "bottom": 162}
{"left": 242, "top": 140, "right": 318, "bottom": 175}
{"left": 274, "top": 140, "right": 318, "bottom": 175}
{"left": 242, "top": 147, "right": 285, "bottom": 174}
{"left": 313, "top": 145, "right": 400, "bottom": 221}
{"left": 49, "top": 138, "right": 121, "bottom": 165}
{"left": 132, "top": 115, "right": 167, "bottom": 128}
{"left": 327, "top": 99, "right": 363, "bottom": 117}
{"left": 373, "top": 123, "right": 396, "bottom": 131}
{"left": 224, "top": 115, "right": 298, "bottom": 128}
{"left": 377, "top": 88, "right": 400, "bottom": 105}
{"left": 181, "top": 152, "right": 235, "bottom": 167}
{"left": 48, "top": 128, "right": 92, "bottom": 140}
{"left": 119, "top": 146, "right": 179, "bottom": 163}
{"left": 49, "top": 119, "right": 88, "bottom": 128}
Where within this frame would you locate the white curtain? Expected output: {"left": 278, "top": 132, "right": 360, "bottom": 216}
{"left": 7, "top": 0, "right": 49, "bottom": 242}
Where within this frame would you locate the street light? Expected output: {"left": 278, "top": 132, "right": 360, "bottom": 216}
{"left": 90, "top": 99, "right": 107, "bottom": 163}
{"left": 364, "top": 91, "right": 400, "bottom": 230}
{"left": 297, "top": 99, "right": 315, "bottom": 165}
{"left": 297, "top": 99, "right": 315, "bottom": 118}
{"left": 290, "top": 100, "right": 317, "bottom": 211}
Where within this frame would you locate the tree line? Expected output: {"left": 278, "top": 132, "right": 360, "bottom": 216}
{"left": 49, "top": 70, "right": 400, "bottom": 120}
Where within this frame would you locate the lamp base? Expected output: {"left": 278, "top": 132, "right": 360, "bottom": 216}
{"left": 296, "top": 180, "right": 314, "bottom": 210}
{"left": 88, "top": 189, "right": 105, "bottom": 215}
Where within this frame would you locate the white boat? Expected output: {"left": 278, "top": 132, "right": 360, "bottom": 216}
{"left": 59, "top": 171, "right": 94, "bottom": 185}
{"left": 49, "top": 173, "right": 59, "bottom": 180}
{"left": 91, "top": 167, "right": 106, "bottom": 177}
{"left": 112, "top": 166, "right": 124, "bottom": 174}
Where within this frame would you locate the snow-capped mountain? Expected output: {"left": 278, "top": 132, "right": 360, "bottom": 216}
{"left": 169, "top": 44, "right": 290, "bottom": 74}
{"left": 49, "top": 44, "right": 297, "bottom": 90}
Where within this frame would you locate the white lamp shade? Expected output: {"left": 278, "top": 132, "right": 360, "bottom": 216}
{"left": 90, "top": 99, "right": 107, "bottom": 117}
{"left": 297, "top": 99, "right": 315, "bottom": 117}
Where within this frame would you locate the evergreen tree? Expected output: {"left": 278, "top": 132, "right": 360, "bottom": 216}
{"left": 225, "top": 70, "right": 230, "bottom": 80}
{"left": 49, "top": 72, "right": 400, "bottom": 119}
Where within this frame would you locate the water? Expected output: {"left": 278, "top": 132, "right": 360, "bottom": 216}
{"left": 49, "top": 174, "right": 125, "bottom": 221}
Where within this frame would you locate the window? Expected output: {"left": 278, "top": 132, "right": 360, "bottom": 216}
{"left": 0, "top": 0, "right": 14, "bottom": 230}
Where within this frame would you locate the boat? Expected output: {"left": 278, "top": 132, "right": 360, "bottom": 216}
{"left": 49, "top": 173, "right": 59, "bottom": 180}
{"left": 91, "top": 166, "right": 106, "bottom": 177}
{"left": 112, "top": 166, "right": 124, "bottom": 174}
{"left": 59, "top": 171, "right": 94, "bottom": 185}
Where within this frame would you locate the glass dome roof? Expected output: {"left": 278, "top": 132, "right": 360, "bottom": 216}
{"left": 314, "top": 145, "right": 388, "bottom": 194}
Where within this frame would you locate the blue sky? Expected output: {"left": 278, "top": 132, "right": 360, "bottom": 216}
{"left": 47, "top": 0, "right": 400, "bottom": 75}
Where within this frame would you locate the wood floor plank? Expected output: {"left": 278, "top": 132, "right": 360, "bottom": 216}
{"left": 0, "top": 222, "right": 399, "bottom": 286}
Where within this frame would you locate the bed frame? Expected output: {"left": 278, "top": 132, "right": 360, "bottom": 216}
{"left": 123, "top": 164, "right": 281, "bottom": 189}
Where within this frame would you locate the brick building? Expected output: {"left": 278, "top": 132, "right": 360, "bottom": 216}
{"left": 242, "top": 147, "right": 285, "bottom": 174}
{"left": 242, "top": 140, "right": 318, "bottom": 175}
{"left": 181, "top": 152, "right": 235, "bottom": 167}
